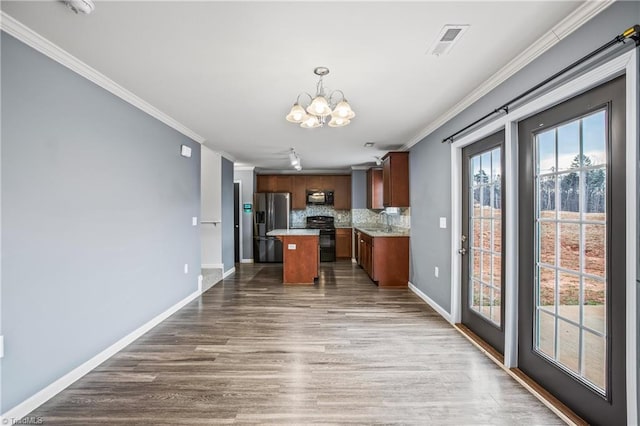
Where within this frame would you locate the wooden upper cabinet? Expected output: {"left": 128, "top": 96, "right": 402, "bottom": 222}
{"left": 306, "top": 175, "right": 335, "bottom": 191}
{"left": 366, "top": 168, "right": 383, "bottom": 210}
{"left": 256, "top": 175, "right": 273, "bottom": 192}
{"left": 291, "top": 175, "right": 307, "bottom": 210}
{"left": 382, "top": 152, "right": 410, "bottom": 207}
{"left": 305, "top": 175, "right": 321, "bottom": 191}
{"left": 273, "top": 175, "right": 292, "bottom": 193}
{"left": 256, "top": 175, "right": 292, "bottom": 193}
{"left": 333, "top": 175, "right": 351, "bottom": 210}
{"left": 257, "top": 174, "right": 351, "bottom": 210}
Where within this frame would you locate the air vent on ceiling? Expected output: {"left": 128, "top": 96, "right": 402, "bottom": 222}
{"left": 427, "top": 25, "right": 469, "bottom": 56}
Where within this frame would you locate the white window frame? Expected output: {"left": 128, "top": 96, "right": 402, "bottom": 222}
{"left": 449, "top": 49, "right": 637, "bottom": 423}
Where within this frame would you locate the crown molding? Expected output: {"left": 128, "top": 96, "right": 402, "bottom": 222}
{"left": 402, "top": 0, "right": 614, "bottom": 150}
{"left": 234, "top": 165, "right": 255, "bottom": 171}
{"left": 0, "top": 11, "right": 206, "bottom": 144}
{"left": 256, "top": 169, "right": 351, "bottom": 175}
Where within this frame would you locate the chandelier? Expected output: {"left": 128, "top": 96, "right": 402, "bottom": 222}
{"left": 286, "top": 67, "right": 355, "bottom": 128}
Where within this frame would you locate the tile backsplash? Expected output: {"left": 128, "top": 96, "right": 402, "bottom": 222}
{"left": 290, "top": 206, "right": 351, "bottom": 227}
{"left": 352, "top": 208, "right": 411, "bottom": 229}
{"left": 290, "top": 206, "right": 410, "bottom": 229}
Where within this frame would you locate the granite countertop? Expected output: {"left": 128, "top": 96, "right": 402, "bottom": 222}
{"left": 267, "top": 229, "right": 320, "bottom": 236}
{"left": 353, "top": 225, "right": 410, "bottom": 238}
{"left": 334, "top": 223, "right": 352, "bottom": 229}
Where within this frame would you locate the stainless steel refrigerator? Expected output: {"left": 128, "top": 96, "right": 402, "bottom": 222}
{"left": 253, "top": 192, "right": 290, "bottom": 263}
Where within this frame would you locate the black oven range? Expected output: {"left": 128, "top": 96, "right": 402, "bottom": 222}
{"left": 305, "top": 215, "right": 336, "bottom": 262}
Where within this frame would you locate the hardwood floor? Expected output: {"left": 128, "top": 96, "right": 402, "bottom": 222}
{"left": 28, "top": 261, "right": 563, "bottom": 425}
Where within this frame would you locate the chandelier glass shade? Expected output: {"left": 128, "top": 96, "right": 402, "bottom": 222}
{"left": 286, "top": 67, "right": 355, "bottom": 128}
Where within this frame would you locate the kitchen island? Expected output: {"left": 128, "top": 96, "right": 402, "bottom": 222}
{"left": 266, "top": 229, "right": 320, "bottom": 284}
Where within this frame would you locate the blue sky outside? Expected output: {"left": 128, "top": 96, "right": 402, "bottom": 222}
{"left": 537, "top": 110, "right": 606, "bottom": 174}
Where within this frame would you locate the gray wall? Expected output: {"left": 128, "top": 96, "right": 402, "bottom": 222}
{"left": 1, "top": 33, "right": 201, "bottom": 412}
{"left": 351, "top": 170, "right": 366, "bottom": 209}
{"left": 233, "top": 169, "right": 254, "bottom": 260}
{"left": 221, "top": 157, "right": 235, "bottom": 272}
{"left": 409, "top": 1, "right": 639, "bottom": 312}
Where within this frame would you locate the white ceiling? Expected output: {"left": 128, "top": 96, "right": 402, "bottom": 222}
{"left": 2, "top": 1, "right": 585, "bottom": 170}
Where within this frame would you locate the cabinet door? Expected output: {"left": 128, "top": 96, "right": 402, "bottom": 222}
{"left": 335, "top": 228, "right": 352, "bottom": 258}
{"left": 382, "top": 152, "right": 410, "bottom": 207}
{"left": 320, "top": 175, "right": 334, "bottom": 191}
{"left": 365, "top": 240, "right": 374, "bottom": 278}
{"left": 382, "top": 157, "right": 391, "bottom": 206}
{"left": 306, "top": 175, "right": 321, "bottom": 191}
{"left": 273, "top": 175, "right": 292, "bottom": 193}
{"left": 333, "top": 175, "right": 351, "bottom": 210}
{"left": 291, "top": 175, "right": 307, "bottom": 210}
{"left": 256, "top": 175, "right": 274, "bottom": 192}
{"left": 367, "top": 168, "right": 383, "bottom": 209}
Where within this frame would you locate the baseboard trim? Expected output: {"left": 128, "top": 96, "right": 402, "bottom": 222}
{"left": 408, "top": 281, "right": 453, "bottom": 324}
{"left": 0, "top": 289, "right": 201, "bottom": 422}
{"left": 240, "top": 259, "right": 254, "bottom": 263}
{"left": 223, "top": 267, "right": 236, "bottom": 279}
{"left": 201, "top": 263, "right": 224, "bottom": 269}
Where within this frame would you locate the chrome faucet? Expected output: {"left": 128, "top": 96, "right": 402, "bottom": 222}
{"left": 379, "top": 210, "right": 392, "bottom": 232}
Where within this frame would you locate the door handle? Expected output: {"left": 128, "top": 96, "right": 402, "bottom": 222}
{"left": 458, "top": 234, "right": 468, "bottom": 255}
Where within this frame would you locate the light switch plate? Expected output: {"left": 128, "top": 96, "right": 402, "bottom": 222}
{"left": 192, "top": 216, "right": 198, "bottom": 226}
{"left": 184, "top": 264, "right": 189, "bottom": 274}
{"left": 288, "top": 244, "right": 296, "bottom": 250}
{"left": 439, "top": 217, "right": 447, "bottom": 229}
{"left": 0, "top": 335, "right": 4, "bottom": 358}
{"left": 434, "top": 266, "right": 439, "bottom": 278}
{"left": 180, "top": 145, "right": 192, "bottom": 158}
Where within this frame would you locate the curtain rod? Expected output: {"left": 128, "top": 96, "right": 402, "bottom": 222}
{"left": 442, "top": 25, "right": 640, "bottom": 144}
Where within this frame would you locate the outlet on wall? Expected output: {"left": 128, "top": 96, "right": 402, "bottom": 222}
{"left": 434, "top": 266, "right": 439, "bottom": 278}
{"left": 439, "top": 217, "right": 447, "bottom": 229}
{"left": 184, "top": 264, "right": 189, "bottom": 274}
{"left": 192, "top": 216, "right": 198, "bottom": 226}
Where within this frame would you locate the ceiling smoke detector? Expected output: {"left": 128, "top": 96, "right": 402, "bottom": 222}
{"left": 63, "top": 0, "right": 95, "bottom": 15}
{"left": 364, "top": 142, "right": 375, "bottom": 148}
{"left": 427, "top": 24, "right": 469, "bottom": 56}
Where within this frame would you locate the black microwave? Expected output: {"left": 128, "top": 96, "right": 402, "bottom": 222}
{"left": 306, "top": 190, "right": 334, "bottom": 206}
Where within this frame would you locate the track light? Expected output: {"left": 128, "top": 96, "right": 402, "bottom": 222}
{"left": 289, "top": 149, "right": 302, "bottom": 171}
{"left": 289, "top": 149, "right": 300, "bottom": 166}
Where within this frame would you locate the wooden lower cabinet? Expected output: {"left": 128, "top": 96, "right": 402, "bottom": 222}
{"left": 357, "top": 231, "right": 408, "bottom": 287}
{"left": 336, "top": 228, "right": 352, "bottom": 259}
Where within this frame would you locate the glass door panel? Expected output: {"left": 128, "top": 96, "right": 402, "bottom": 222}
{"left": 533, "top": 110, "right": 607, "bottom": 393}
{"left": 517, "top": 75, "right": 626, "bottom": 425}
{"left": 461, "top": 130, "right": 505, "bottom": 354}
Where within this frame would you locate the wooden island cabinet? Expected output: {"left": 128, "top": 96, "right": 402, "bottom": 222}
{"left": 266, "top": 229, "right": 319, "bottom": 284}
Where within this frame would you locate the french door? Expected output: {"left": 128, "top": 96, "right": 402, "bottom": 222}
{"left": 518, "top": 75, "right": 626, "bottom": 424}
{"left": 461, "top": 130, "right": 505, "bottom": 354}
